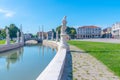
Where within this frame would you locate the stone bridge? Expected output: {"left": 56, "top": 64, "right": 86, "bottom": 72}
{"left": 24, "top": 38, "right": 43, "bottom": 43}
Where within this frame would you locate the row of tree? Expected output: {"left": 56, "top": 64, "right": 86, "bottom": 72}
{"left": 0, "top": 24, "right": 20, "bottom": 40}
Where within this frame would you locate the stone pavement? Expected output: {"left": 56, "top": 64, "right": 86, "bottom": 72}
{"left": 70, "top": 45, "right": 120, "bottom": 80}
{"left": 75, "top": 39, "right": 120, "bottom": 44}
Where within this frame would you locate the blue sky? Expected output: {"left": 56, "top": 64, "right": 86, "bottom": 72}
{"left": 0, "top": 0, "right": 120, "bottom": 34}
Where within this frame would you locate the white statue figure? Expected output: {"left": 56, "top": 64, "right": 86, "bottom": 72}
{"left": 20, "top": 24, "right": 24, "bottom": 44}
{"left": 17, "top": 31, "right": 19, "bottom": 38}
{"left": 6, "top": 28, "right": 10, "bottom": 45}
{"left": 59, "top": 16, "right": 69, "bottom": 51}
{"left": 16, "top": 31, "right": 19, "bottom": 43}
{"left": 61, "top": 16, "right": 67, "bottom": 34}
{"left": 56, "top": 30, "right": 59, "bottom": 42}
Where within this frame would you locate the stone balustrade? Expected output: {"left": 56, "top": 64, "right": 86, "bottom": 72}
{"left": 36, "top": 40, "right": 67, "bottom": 80}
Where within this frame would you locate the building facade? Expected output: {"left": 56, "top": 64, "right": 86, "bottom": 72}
{"left": 37, "top": 32, "right": 47, "bottom": 39}
{"left": 77, "top": 26, "right": 101, "bottom": 39}
{"left": 112, "top": 22, "right": 120, "bottom": 39}
{"left": 101, "top": 27, "right": 112, "bottom": 38}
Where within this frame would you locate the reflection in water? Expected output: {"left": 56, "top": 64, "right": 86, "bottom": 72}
{"left": 0, "top": 47, "right": 24, "bottom": 70}
{"left": 52, "top": 48, "right": 55, "bottom": 53}
{"left": 42, "top": 45, "right": 44, "bottom": 56}
{"left": 0, "top": 44, "right": 56, "bottom": 80}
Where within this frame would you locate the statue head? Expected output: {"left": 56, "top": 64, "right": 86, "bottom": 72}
{"left": 62, "top": 16, "right": 67, "bottom": 26}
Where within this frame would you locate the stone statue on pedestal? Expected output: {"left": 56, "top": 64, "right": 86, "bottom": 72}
{"left": 6, "top": 28, "right": 10, "bottom": 45}
{"left": 59, "top": 16, "right": 69, "bottom": 51}
{"left": 16, "top": 31, "right": 19, "bottom": 43}
{"left": 56, "top": 31, "right": 59, "bottom": 42}
{"left": 61, "top": 16, "right": 67, "bottom": 35}
{"left": 20, "top": 24, "right": 24, "bottom": 43}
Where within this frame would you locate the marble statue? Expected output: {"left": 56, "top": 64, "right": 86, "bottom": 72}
{"left": 20, "top": 24, "right": 24, "bottom": 43}
{"left": 16, "top": 31, "right": 19, "bottom": 43}
{"left": 61, "top": 16, "right": 67, "bottom": 34}
{"left": 59, "top": 16, "right": 69, "bottom": 50}
{"left": 6, "top": 28, "right": 10, "bottom": 45}
{"left": 56, "top": 31, "right": 59, "bottom": 42}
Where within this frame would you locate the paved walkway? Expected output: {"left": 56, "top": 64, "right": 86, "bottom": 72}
{"left": 75, "top": 39, "right": 120, "bottom": 44}
{"left": 70, "top": 45, "right": 120, "bottom": 80}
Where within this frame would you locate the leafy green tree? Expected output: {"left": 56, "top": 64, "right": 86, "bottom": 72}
{"left": 69, "top": 27, "right": 76, "bottom": 39}
{"left": 0, "top": 29, "right": 6, "bottom": 39}
{"left": 52, "top": 29, "right": 56, "bottom": 38}
{"left": 56, "top": 25, "right": 61, "bottom": 34}
{"left": 9, "top": 24, "right": 20, "bottom": 40}
{"left": 56, "top": 25, "right": 76, "bottom": 39}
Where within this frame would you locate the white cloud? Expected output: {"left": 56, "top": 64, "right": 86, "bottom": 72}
{"left": 0, "top": 8, "right": 15, "bottom": 17}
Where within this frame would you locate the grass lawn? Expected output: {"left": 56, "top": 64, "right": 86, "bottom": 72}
{"left": 0, "top": 40, "right": 6, "bottom": 44}
{"left": 0, "top": 40, "right": 15, "bottom": 44}
{"left": 68, "top": 41, "right": 120, "bottom": 77}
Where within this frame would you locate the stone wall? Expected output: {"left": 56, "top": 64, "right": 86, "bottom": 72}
{"left": 0, "top": 43, "right": 24, "bottom": 52}
{"left": 36, "top": 40, "right": 67, "bottom": 80}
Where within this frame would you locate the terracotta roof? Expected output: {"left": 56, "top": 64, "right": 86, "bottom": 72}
{"left": 78, "top": 26, "right": 100, "bottom": 29}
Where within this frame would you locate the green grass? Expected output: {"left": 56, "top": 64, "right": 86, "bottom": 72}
{"left": 0, "top": 40, "right": 6, "bottom": 44}
{"left": 0, "top": 40, "right": 15, "bottom": 44}
{"left": 68, "top": 41, "right": 120, "bottom": 77}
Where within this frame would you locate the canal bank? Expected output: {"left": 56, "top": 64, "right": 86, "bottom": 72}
{"left": 0, "top": 42, "right": 24, "bottom": 53}
{"left": 36, "top": 40, "right": 68, "bottom": 80}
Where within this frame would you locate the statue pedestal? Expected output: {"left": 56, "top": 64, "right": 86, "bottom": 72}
{"left": 59, "top": 33, "right": 69, "bottom": 51}
{"left": 6, "top": 37, "right": 10, "bottom": 45}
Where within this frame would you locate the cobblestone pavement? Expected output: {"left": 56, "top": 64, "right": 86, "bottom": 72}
{"left": 70, "top": 45, "right": 120, "bottom": 80}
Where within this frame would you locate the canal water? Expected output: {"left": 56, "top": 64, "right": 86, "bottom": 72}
{"left": 0, "top": 44, "right": 56, "bottom": 80}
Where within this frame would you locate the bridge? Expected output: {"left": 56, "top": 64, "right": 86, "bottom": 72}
{"left": 24, "top": 38, "right": 43, "bottom": 43}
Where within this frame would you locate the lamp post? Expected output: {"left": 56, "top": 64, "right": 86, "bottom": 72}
{"left": 38, "top": 26, "right": 41, "bottom": 39}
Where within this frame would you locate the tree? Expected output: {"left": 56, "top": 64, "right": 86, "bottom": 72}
{"left": 56, "top": 25, "right": 77, "bottom": 39}
{"left": 0, "top": 29, "right": 6, "bottom": 39}
{"left": 56, "top": 25, "right": 61, "bottom": 34}
{"left": 69, "top": 27, "right": 77, "bottom": 39}
{"left": 52, "top": 29, "right": 56, "bottom": 38}
{"left": 9, "top": 24, "right": 20, "bottom": 40}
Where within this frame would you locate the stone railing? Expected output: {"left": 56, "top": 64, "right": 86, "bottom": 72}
{"left": 0, "top": 43, "right": 24, "bottom": 52}
{"left": 36, "top": 40, "right": 67, "bottom": 80}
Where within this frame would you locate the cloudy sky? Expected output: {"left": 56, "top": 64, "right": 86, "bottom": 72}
{"left": 0, "top": 0, "right": 120, "bottom": 34}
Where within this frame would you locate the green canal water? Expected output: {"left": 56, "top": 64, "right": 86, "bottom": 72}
{"left": 0, "top": 44, "right": 56, "bottom": 80}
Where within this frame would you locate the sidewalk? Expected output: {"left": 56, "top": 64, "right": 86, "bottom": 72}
{"left": 75, "top": 39, "right": 120, "bottom": 44}
{"left": 70, "top": 45, "right": 120, "bottom": 80}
